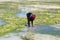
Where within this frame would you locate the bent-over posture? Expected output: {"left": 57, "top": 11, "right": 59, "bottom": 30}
{"left": 26, "top": 12, "right": 36, "bottom": 27}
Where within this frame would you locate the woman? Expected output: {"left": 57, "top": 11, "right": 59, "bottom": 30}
{"left": 26, "top": 12, "right": 36, "bottom": 27}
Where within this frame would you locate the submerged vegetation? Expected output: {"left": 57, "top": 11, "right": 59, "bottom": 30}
{"left": 0, "top": 1, "right": 60, "bottom": 35}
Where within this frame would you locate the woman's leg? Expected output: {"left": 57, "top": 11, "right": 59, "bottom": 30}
{"left": 31, "top": 21, "right": 33, "bottom": 27}
{"left": 28, "top": 20, "right": 30, "bottom": 27}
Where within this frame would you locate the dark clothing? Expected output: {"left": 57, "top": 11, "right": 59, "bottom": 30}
{"left": 27, "top": 12, "right": 34, "bottom": 21}
{"left": 27, "top": 12, "right": 32, "bottom": 18}
{"left": 26, "top": 12, "right": 34, "bottom": 27}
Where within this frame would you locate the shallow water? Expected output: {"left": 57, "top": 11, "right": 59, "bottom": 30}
{"left": 15, "top": 4, "right": 60, "bottom": 18}
{"left": 0, "top": 24, "right": 60, "bottom": 40}
{"left": 15, "top": 12, "right": 27, "bottom": 18}
{"left": 0, "top": 1, "right": 60, "bottom": 40}
{"left": 0, "top": 19, "right": 6, "bottom": 26}
{"left": 33, "top": 25, "right": 60, "bottom": 36}
{"left": 15, "top": 4, "right": 60, "bottom": 36}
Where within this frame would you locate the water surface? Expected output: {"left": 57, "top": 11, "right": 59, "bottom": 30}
{"left": 33, "top": 25, "right": 60, "bottom": 36}
{"left": 0, "top": 19, "right": 6, "bottom": 26}
{"left": 15, "top": 12, "right": 27, "bottom": 18}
